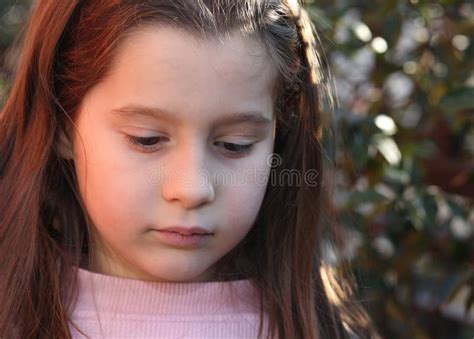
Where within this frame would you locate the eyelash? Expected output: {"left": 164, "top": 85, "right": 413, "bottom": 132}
{"left": 124, "top": 135, "right": 256, "bottom": 158}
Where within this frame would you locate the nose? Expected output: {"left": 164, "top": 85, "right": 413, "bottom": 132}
{"left": 161, "top": 142, "right": 215, "bottom": 209}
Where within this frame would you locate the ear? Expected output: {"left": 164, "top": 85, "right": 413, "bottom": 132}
{"left": 55, "top": 126, "right": 75, "bottom": 160}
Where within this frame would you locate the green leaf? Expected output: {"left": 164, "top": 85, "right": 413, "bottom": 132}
{"left": 347, "top": 189, "right": 387, "bottom": 206}
{"left": 384, "top": 167, "right": 411, "bottom": 186}
{"left": 439, "top": 87, "right": 474, "bottom": 113}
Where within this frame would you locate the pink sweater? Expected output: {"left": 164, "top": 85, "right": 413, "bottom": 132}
{"left": 69, "top": 268, "right": 270, "bottom": 338}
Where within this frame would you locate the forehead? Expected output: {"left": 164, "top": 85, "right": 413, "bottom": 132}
{"left": 118, "top": 24, "right": 275, "bottom": 79}
{"left": 86, "top": 25, "right": 277, "bottom": 125}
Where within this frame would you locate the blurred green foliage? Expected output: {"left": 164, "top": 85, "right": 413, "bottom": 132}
{"left": 306, "top": 0, "right": 474, "bottom": 338}
{"left": 1, "top": 1, "right": 473, "bottom": 338}
{"left": 0, "top": 0, "right": 29, "bottom": 105}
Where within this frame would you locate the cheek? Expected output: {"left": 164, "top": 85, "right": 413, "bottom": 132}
{"left": 223, "top": 152, "right": 271, "bottom": 230}
{"left": 72, "top": 127, "right": 152, "bottom": 231}
{"left": 218, "top": 176, "right": 268, "bottom": 252}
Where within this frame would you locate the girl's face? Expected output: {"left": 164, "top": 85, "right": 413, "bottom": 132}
{"left": 71, "top": 26, "right": 276, "bottom": 282}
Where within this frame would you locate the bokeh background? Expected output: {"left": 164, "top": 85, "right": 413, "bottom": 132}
{"left": 1, "top": 1, "right": 473, "bottom": 338}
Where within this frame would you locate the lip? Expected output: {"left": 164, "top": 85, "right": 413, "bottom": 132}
{"left": 158, "top": 226, "right": 213, "bottom": 236}
{"left": 152, "top": 226, "right": 213, "bottom": 248}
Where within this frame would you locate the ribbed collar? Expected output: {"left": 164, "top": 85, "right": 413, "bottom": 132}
{"left": 73, "top": 268, "right": 260, "bottom": 316}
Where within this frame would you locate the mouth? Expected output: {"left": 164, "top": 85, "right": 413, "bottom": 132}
{"left": 152, "top": 226, "right": 213, "bottom": 248}
{"left": 157, "top": 226, "right": 213, "bottom": 236}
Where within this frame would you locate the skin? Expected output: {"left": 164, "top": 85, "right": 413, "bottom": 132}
{"left": 68, "top": 26, "right": 277, "bottom": 282}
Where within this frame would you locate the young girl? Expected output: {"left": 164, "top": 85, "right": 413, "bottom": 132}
{"left": 0, "top": 0, "right": 378, "bottom": 338}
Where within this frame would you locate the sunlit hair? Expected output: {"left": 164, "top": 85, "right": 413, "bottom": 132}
{"left": 0, "top": 0, "right": 378, "bottom": 338}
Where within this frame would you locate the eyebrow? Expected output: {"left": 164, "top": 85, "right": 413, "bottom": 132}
{"left": 111, "top": 105, "right": 273, "bottom": 127}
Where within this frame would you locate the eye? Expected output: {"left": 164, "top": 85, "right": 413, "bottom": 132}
{"left": 125, "top": 135, "right": 168, "bottom": 153}
{"left": 125, "top": 135, "right": 256, "bottom": 157}
{"left": 214, "top": 141, "right": 256, "bottom": 158}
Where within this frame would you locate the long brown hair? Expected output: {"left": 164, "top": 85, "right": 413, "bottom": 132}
{"left": 0, "top": 1, "right": 378, "bottom": 338}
